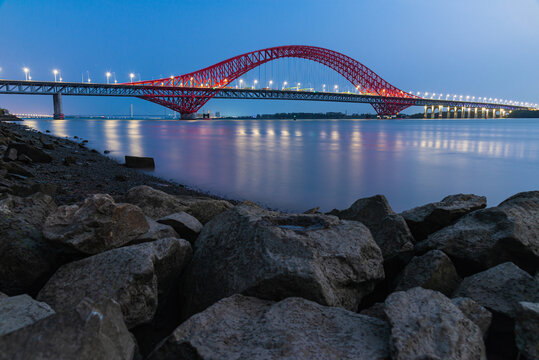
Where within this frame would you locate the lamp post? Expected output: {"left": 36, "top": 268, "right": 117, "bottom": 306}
{"left": 106, "top": 72, "right": 111, "bottom": 84}
{"left": 53, "top": 69, "right": 59, "bottom": 82}
{"left": 129, "top": 73, "right": 135, "bottom": 83}
{"left": 23, "top": 67, "right": 30, "bottom": 81}
{"left": 239, "top": 79, "right": 243, "bottom": 89}
{"left": 253, "top": 79, "right": 258, "bottom": 89}
{"left": 282, "top": 81, "right": 287, "bottom": 90}
{"left": 269, "top": 80, "right": 273, "bottom": 89}
{"left": 297, "top": 82, "right": 300, "bottom": 91}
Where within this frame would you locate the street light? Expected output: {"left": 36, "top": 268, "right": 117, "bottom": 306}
{"left": 282, "top": 81, "right": 287, "bottom": 90}
{"left": 23, "top": 67, "right": 30, "bottom": 81}
{"left": 322, "top": 84, "right": 326, "bottom": 92}
{"left": 253, "top": 79, "right": 258, "bottom": 89}
{"left": 239, "top": 79, "right": 243, "bottom": 89}
{"left": 106, "top": 72, "right": 111, "bottom": 84}
{"left": 53, "top": 69, "right": 59, "bottom": 82}
{"left": 334, "top": 84, "right": 338, "bottom": 92}
{"left": 129, "top": 73, "right": 135, "bottom": 83}
{"left": 269, "top": 80, "right": 273, "bottom": 89}
{"left": 297, "top": 82, "right": 301, "bottom": 91}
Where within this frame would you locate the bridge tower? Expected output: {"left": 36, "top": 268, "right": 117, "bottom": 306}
{"left": 53, "top": 93, "right": 64, "bottom": 120}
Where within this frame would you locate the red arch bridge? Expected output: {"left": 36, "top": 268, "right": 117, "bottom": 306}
{"left": 0, "top": 45, "right": 535, "bottom": 119}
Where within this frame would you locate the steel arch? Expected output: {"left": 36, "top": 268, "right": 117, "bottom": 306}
{"left": 130, "top": 45, "right": 418, "bottom": 116}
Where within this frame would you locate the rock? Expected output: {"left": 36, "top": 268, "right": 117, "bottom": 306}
{"left": 1, "top": 161, "right": 33, "bottom": 177}
{"left": 125, "top": 155, "right": 155, "bottom": 168}
{"left": 359, "top": 302, "right": 387, "bottom": 321}
{"left": 0, "top": 298, "right": 135, "bottom": 360}
{"left": 451, "top": 297, "right": 492, "bottom": 338}
{"left": 104, "top": 149, "right": 110, "bottom": 154}
{"left": 37, "top": 237, "right": 192, "bottom": 329}
{"left": 453, "top": 262, "right": 539, "bottom": 318}
{"left": 401, "top": 194, "right": 487, "bottom": 241}
{"left": 17, "top": 154, "right": 32, "bottom": 164}
{"left": 126, "top": 185, "right": 190, "bottom": 219}
{"left": 43, "top": 193, "right": 150, "bottom": 256}
{"left": 62, "top": 155, "right": 77, "bottom": 165}
{"left": 0, "top": 292, "right": 7, "bottom": 298}
{"left": 180, "top": 204, "right": 384, "bottom": 319}
{"left": 384, "top": 287, "right": 486, "bottom": 360}
{"left": 42, "top": 142, "right": 55, "bottom": 150}
{"left": 4, "top": 142, "right": 52, "bottom": 163}
{"left": 394, "top": 250, "right": 461, "bottom": 296}
{"left": 0, "top": 294, "right": 55, "bottom": 336}
{"left": 11, "top": 182, "right": 57, "bottom": 198}
{"left": 131, "top": 216, "right": 178, "bottom": 244}
{"left": 328, "top": 194, "right": 414, "bottom": 262}
{"left": 157, "top": 212, "right": 202, "bottom": 243}
{"left": 185, "top": 198, "right": 234, "bottom": 224}
{"left": 515, "top": 302, "right": 539, "bottom": 360}
{"left": 148, "top": 294, "right": 390, "bottom": 360}
{"left": 304, "top": 206, "right": 321, "bottom": 214}
{"left": 5, "top": 147, "right": 17, "bottom": 160}
{"left": 416, "top": 191, "right": 539, "bottom": 274}
{"left": 0, "top": 193, "right": 60, "bottom": 295}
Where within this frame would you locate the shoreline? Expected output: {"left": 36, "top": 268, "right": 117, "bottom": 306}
{"left": 0, "top": 120, "right": 236, "bottom": 206}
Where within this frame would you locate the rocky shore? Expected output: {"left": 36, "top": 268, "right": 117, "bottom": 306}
{"left": 0, "top": 120, "right": 537, "bottom": 360}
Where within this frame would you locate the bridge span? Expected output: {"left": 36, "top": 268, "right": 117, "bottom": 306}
{"left": 0, "top": 45, "right": 536, "bottom": 119}
{"left": 0, "top": 79, "right": 533, "bottom": 120}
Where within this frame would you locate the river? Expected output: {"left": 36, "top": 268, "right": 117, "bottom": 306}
{"left": 22, "top": 118, "right": 539, "bottom": 213}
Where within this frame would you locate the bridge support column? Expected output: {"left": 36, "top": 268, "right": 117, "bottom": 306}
{"left": 53, "top": 93, "right": 64, "bottom": 120}
{"left": 500, "top": 109, "right": 505, "bottom": 118}
{"left": 431, "top": 106, "right": 435, "bottom": 119}
{"left": 485, "top": 109, "right": 490, "bottom": 119}
{"left": 438, "top": 105, "right": 443, "bottom": 118}
{"left": 453, "top": 107, "right": 458, "bottom": 118}
{"left": 424, "top": 105, "right": 428, "bottom": 119}
{"left": 446, "top": 106, "right": 450, "bottom": 118}
{"left": 474, "top": 108, "right": 478, "bottom": 118}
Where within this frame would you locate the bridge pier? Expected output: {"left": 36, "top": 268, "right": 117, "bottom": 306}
{"left": 431, "top": 106, "right": 435, "bottom": 119}
{"left": 424, "top": 105, "right": 428, "bottom": 119}
{"left": 53, "top": 93, "right": 64, "bottom": 119}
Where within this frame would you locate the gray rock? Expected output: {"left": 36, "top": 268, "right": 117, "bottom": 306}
{"left": 131, "top": 216, "right": 178, "bottom": 244}
{"left": 395, "top": 250, "right": 461, "bottom": 296}
{"left": 451, "top": 297, "right": 492, "bottom": 338}
{"left": 4, "top": 142, "right": 52, "bottom": 163}
{"left": 125, "top": 185, "right": 190, "bottom": 219}
{"left": 453, "top": 262, "right": 539, "bottom": 318}
{"left": 125, "top": 155, "right": 155, "bottom": 168}
{"left": 37, "top": 237, "right": 192, "bottom": 328}
{"left": 0, "top": 298, "right": 135, "bottom": 360}
{"left": 0, "top": 193, "right": 59, "bottom": 295}
{"left": 0, "top": 292, "right": 7, "bottom": 298}
{"left": 180, "top": 204, "right": 384, "bottom": 319}
{"left": 329, "top": 194, "right": 414, "bottom": 261}
{"left": 401, "top": 193, "right": 487, "bottom": 241}
{"left": 157, "top": 212, "right": 203, "bottom": 243}
{"left": 0, "top": 294, "right": 55, "bottom": 336}
{"left": 515, "top": 302, "right": 539, "bottom": 360}
{"left": 148, "top": 294, "right": 390, "bottom": 360}
{"left": 43, "top": 193, "right": 150, "bottom": 256}
{"left": 359, "top": 302, "right": 387, "bottom": 321}
{"left": 385, "top": 287, "right": 486, "bottom": 360}
{"left": 416, "top": 191, "right": 539, "bottom": 274}
{"left": 185, "top": 198, "right": 234, "bottom": 224}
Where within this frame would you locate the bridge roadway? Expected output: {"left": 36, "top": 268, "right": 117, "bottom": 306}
{"left": 0, "top": 79, "right": 534, "bottom": 119}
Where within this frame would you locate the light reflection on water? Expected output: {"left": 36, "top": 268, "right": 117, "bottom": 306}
{"left": 23, "top": 118, "right": 539, "bottom": 212}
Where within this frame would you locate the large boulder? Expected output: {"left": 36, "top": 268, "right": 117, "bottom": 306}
{"left": 4, "top": 142, "right": 52, "bottom": 163}
{"left": 384, "top": 287, "right": 486, "bottom": 360}
{"left": 394, "top": 250, "right": 461, "bottom": 296}
{"left": 43, "top": 193, "right": 149, "bottom": 256}
{"left": 131, "top": 216, "right": 178, "bottom": 244}
{"left": 0, "top": 294, "right": 55, "bottom": 336}
{"left": 125, "top": 185, "right": 190, "bottom": 219}
{"left": 180, "top": 204, "right": 384, "bottom": 319}
{"left": 185, "top": 199, "right": 234, "bottom": 224}
{"left": 453, "top": 262, "right": 539, "bottom": 318}
{"left": 37, "top": 237, "right": 192, "bottom": 329}
{"left": 416, "top": 191, "right": 539, "bottom": 274}
{"left": 401, "top": 194, "right": 486, "bottom": 241}
{"left": 328, "top": 194, "right": 414, "bottom": 261}
{"left": 0, "top": 298, "right": 135, "bottom": 360}
{"left": 0, "top": 192, "right": 60, "bottom": 295}
{"left": 157, "top": 212, "right": 203, "bottom": 243}
{"left": 515, "top": 302, "right": 539, "bottom": 360}
{"left": 454, "top": 263, "right": 539, "bottom": 360}
{"left": 148, "top": 294, "right": 390, "bottom": 360}
{"left": 451, "top": 297, "right": 492, "bottom": 339}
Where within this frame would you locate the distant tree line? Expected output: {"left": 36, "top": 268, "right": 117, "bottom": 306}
{"left": 507, "top": 110, "right": 539, "bottom": 118}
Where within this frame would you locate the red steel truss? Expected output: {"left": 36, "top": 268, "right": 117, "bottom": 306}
{"left": 129, "top": 45, "right": 418, "bottom": 116}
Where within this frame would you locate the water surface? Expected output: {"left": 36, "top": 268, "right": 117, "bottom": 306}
{"left": 23, "top": 118, "right": 539, "bottom": 212}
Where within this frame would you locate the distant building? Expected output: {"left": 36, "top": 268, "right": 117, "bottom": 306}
{"left": 215, "top": 111, "right": 221, "bottom": 118}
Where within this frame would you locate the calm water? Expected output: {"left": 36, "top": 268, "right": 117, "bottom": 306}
{"left": 23, "top": 118, "right": 539, "bottom": 212}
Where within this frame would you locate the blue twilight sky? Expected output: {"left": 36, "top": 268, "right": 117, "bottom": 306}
{"left": 0, "top": 0, "right": 538, "bottom": 116}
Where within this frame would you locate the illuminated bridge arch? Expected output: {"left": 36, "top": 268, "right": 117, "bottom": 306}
{"left": 132, "top": 45, "right": 417, "bottom": 116}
